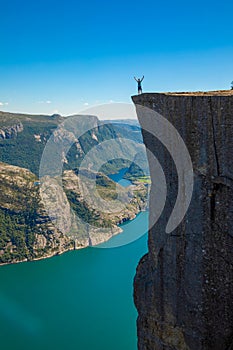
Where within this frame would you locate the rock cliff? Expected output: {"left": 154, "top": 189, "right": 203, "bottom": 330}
{"left": 0, "top": 162, "right": 148, "bottom": 265}
{"left": 0, "top": 121, "right": 23, "bottom": 139}
{"left": 132, "top": 91, "right": 233, "bottom": 350}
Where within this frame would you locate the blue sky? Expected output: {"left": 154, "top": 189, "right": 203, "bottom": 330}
{"left": 0, "top": 0, "right": 233, "bottom": 116}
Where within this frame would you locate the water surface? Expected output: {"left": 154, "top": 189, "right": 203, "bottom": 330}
{"left": 108, "top": 168, "right": 132, "bottom": 187}
{"left": 0, "top": 168, "right": 148, "bottom": 350}
{"left": 0, "top": 213, "right": 148, "bottom": 350}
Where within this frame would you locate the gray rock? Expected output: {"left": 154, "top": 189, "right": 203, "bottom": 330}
{"left": 0, "top": 122, "right": 23, "bottom": 139}
{"left": 132, "top": 91, "right": 233, "bottom": 350}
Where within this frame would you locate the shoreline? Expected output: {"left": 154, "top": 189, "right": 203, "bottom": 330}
{"left": 0, "top": 211, "right": 145, "bottom": 267}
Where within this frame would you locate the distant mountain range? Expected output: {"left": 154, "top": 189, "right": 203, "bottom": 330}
{"left": 0, "top": 111, "right": 145, "bottom": 176}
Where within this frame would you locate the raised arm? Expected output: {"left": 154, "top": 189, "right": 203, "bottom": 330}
{"left": 134, "top": 76, "right": 138, "bottom": 82}
{"left": 141, "top": 75, "right": 144, "bottom": 81}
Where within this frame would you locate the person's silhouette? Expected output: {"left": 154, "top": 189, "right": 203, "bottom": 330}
{"left": 134, "top": 76, "right": 144, "bottom": 94}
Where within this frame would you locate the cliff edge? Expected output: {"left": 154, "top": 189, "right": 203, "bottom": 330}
{"left": 132, "top": 91, "right": 233, "bottom": 350}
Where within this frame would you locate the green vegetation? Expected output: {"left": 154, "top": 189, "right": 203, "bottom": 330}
{"left": 0, "top": 112, "right": 149, "bottom": 264}
{"left": 0, "top": 112, "right": 146, "bottom": 177}
{"left": 100, "top": 159, "right": 131, "bottom": 176}
{"left": 0, "top": 169, "right": 41, "bottom": 264}
{"left": 134, "top": 176, "right": 151, "bottom": 184}
{"left": 65, "top": 190, "right": 112, "bottom": 228}
{"left": 0, "top": 163, "right": 73, "bottom": 264}
{"left": 104, "top": 122, "right": 143, "bottom": 144}
{"left": 0, "top": 208, "right": 37, "bottom": 263}
{"left": 123, "top": 150, "right": 149, "bottom": 181}
{"left": 96, "top": 173, "right": 119, "bottom": 201}
{"left": 0, "top": 121, "right": 57, "bottom": 175}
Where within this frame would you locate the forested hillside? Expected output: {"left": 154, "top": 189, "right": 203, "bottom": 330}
{"left": 0, "top": 111, "right": 149, "bottom": 264}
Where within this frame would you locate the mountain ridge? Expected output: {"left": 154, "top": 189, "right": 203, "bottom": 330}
{"left": 0, "top": 111, "right": 149, "bottom": 265}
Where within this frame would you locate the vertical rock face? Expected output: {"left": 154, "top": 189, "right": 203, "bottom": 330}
{"left": 0, "top": 122, "right": 23, "bottom": 139}
{"left": 132, "top": 91, "right": 233, "bottom": 350}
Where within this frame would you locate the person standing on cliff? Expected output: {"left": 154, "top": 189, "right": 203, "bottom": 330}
{"left": 134, "top": 76, "right": 144, "bottom": 94}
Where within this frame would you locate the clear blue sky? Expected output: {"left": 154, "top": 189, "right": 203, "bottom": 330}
{"left": 0, "top": 0, "right": 233, "bottom": 116}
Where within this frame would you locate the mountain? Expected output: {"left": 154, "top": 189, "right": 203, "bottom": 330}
{"left": 0, "top": 111, "right": 148, "bottom": 177}
{"left": 0, "top": 111, "right": 149, "bottom": 265}
{"left": 124, "top": 150, "right": 150, "bottom": 181}
{"left": 0, "top": 161, "right": 148, "bottom": 265}
{"left": 0, "top": 111, "right": 62, "bottom": 175}
{"left": 0, "top": 162, "right": 73, "bottom": 264}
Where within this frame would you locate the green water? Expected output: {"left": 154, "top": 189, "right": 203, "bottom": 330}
{"left": 0, "top": 212, "right": 148, "bottom": 350}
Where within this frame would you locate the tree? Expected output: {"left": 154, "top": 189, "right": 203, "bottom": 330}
{"left": 231, "top": 81, "right": 233, "bottom": 90}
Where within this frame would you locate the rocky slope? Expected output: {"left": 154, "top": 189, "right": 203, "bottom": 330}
{"left": 0, "top": 111, "right": 146, "bottom": 176}
{"left": 0, "top": 121, "right": 23, "bottom": 139}
{"left": 0, "top": 162, "right": 148, "bottom": 265}
{"left": 0, "top": 110, "right": 150, "bottom": 264}
{"left": 132, "top": 91, "right": 233, "bottom": 350}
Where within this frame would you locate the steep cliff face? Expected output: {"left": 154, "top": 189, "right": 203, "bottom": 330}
{"left": 0, "top": 161, "right": 148, "bottom": 265}
{"left": 0, "top": 121, "right": 23, "bottom": 139}
{"left": 132, "top": 91, "right": 233, "bottom": 350}
{"left": 0, "top": 162, "right": 74, "bottom": 264}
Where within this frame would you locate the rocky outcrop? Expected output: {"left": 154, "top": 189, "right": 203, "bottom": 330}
{"left": 60, "top": 169, "right": 148, "bottom": 246}
{"left": 132, "top": 91, "right": 233, "bottom": 350}
{"left": 0, "top": 162, "right": 74, "bottom": 264}
{"left": 0, "top": 162, "right": 148, "bottom": 265}
{"left": 0, "top": 122, "right": 23, "bottom": 139}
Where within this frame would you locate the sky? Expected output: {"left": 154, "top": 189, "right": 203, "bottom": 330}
{"left": 0, "top": 0, "right": 233, "bottom": 117}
